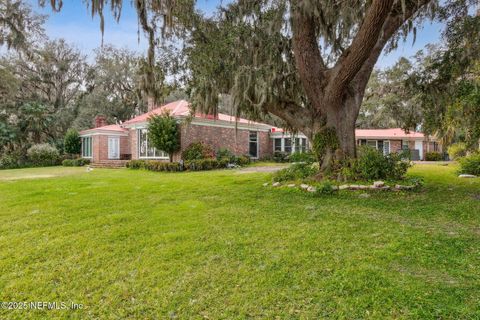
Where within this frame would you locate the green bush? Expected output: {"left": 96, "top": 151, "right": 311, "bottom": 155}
{"left": 425, "top": 152, "right": 442, "bottom": 161}
{"left": 182, "top": 142, "right": 215, "bottom": 160}
{"left": 234, "top": 155, "right": 250, "bottom": 166}
{"left": 184, "top": 159, "right": 226, "bottom": 171}
{"left": 315, "top": 181, "right": 337, "bottom": 195}
{"left": 216, "top": 148, "right": 235, "bottom": 161}
{"left": 458, "top": 153, "right": 480, "bottom": 175}
{"left": 0, "top": 150, "right": 27, "bottom": 169}
{"left": 448, "top": 142, "right": 467, "bottom": 160}
{"left": 289, "top": 151, "right": 316, "bottom": 163}
{"left": 64, "top": 128, "right": 81, "bottom": 155}
{"left": 126, "top": 158, "right": 229, "bottom": 172}
{"left": 62, "top": 158, "right": 90, "bottom": 167}
{"left": 145, "top": 161, "right": 182, "bottom": 172}
{"left": 126, "top": 160, "right": 147, "bottom": 169}
{"left": 273, "top": 163, "right": 318, "bottom": 182}
{"left": 273, "top": 151, "right": 289, "bottom": 163}
{"left": 345, "top": 146, "right": 410, "bottom": 181}
{"left": 27, "top": 143, "right": 60, "bottom": 167}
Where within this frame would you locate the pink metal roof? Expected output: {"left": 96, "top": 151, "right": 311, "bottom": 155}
{"left": 355, "top": 128, "right": 425, "bottom": 139}
{"left": 80, "top": 124, "right": 128, "bottom": 134}
{"left": 123, "top": 100, "right": 268, "bottom": 126}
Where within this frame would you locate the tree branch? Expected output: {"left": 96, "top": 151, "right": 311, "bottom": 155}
{"left": 328, "top": 0, "right": 395, "bottom": 100}
{"left": 352, "top": 0, "right": 433, "bottom": 113}
{"left": 290, "top": 1, "right": 328, "bottom": 110}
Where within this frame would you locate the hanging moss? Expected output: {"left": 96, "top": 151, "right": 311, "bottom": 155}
{"left": 312, "top": 127, "right": 339, "bottom": 160}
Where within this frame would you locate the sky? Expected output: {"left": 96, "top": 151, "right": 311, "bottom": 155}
{"left": 26, "top": 0, "right": 445, "bottom": 69}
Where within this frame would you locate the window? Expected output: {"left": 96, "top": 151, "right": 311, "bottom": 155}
{"left": 433, "top": 142, "right": 439, "bottom": 152}
{"left": 138, "top": 129, "right": 169, "bottom": 159}
{"left": 367, "top": 140, "right": 377, "bottom": 149}
{"left": 274, "top": 138, "right": 282, "bottom": 152}
{"left": 81, "top": 137, "right": 92, "bottom": 158}
{"left": 249, "top": 131, "right": 258, "bottom": 158}
{"left": 284, "top": 138, "right": 292, "bottom": 153}
{"left": 383, "top": 140, "right": 390, "bottom": 155}
{"left": 402, "top": 140, "right": 409, "bottom": 150}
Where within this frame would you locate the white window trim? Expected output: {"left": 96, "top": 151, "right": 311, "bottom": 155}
{"left": 249, "top": 131, "right": 259, "bottom": 159}
{"left": 383, "top": 140, "right": 391, "bottom": 155}
{"left": 367, "top": 139, "right": 378, "bottom": 150}
{"left": 81, "top": 136, "right": 93, "bottom": 159}
{"left": 137, "top": 129, "right": 169, "bottom": 160}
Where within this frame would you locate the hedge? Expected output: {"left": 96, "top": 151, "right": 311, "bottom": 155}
{"left": 126, "top": 158, "right": 244, "bottom": 172}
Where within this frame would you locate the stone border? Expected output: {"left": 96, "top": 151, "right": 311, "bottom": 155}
{"left": 264, "top": 180, "right": 419, "bottom": 192}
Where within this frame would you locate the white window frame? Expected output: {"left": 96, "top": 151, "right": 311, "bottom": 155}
{"left": 249, "top": 131, "right": 259, "bottom": 159}
{"left": 81, "top": 136, "right": 93, "bottom": 159}
{"left": 137, "top": 129, "right": 169, "bottom": 160}
{"left": 383, "top": 140, "right": 391, "bottom": 155}
{"left": 367, "top": 140, "right": 378, "bottom": 150}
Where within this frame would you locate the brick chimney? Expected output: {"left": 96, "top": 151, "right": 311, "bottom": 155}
{"left": 94, "top": 115, "right": 107, "bottom": 128}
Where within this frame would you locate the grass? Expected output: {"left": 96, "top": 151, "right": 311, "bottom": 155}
{"left": 0, "top": 164, "right": 479, "bottom": 319}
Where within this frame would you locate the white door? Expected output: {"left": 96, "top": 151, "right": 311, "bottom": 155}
{"left": 108, "top": 136, "right": 120, "bottom": 159}
{"left": 415, "top": 140, "right": 423, "bottom": 160}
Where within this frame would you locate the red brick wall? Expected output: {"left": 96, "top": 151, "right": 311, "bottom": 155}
{"left": 390, "top": 140, "right": 402, "bottom": 153}
{"left": 174, "top": 123, "right": 272, "bottom": 161}
{"left": 91, "top": 135, "right": 130, "bottom": 162}
{"left": 129, "top": 130, "right": 138, "bottom": 160}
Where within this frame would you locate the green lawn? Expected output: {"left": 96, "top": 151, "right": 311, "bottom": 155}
{"left": 0, "top": 164, "right": 479, "bottom": 319}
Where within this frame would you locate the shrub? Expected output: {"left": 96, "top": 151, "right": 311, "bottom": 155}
{"left": 182, "top": 142, "right": 215, "bottom": 160}
{"left": 273, "top": 151, "right": 289, "bottom": 163}
{"left": 126, "top": 160, "right": 147, "bottom": 169}
{"left": 62, "top": 158, "right": 90, "bottom": 166}
{"left": 289, "top": 151, "right": 316, "bottom": 163}
{"left": 0, "top": 150, "right": 27, "bottom": 169}
{"left": 425, "top": 152, "right": 442, "bottom": 161}
{"left": 145, "top": 161, "right": 182, "bottom": 172}
{"left": 64, "top": 128, "right": 81, "bottom": 155}
{"left": 315, "top": 181, "right": 337, "bottom": 195}
{"left": 234, "top": 155, "right": 251, "bottom": 166}
{"left": 458, "top": 153, "right": 480, "bottom": 175}
{"left": 448, "top": 142, "right": 467, "bottom": 160}
{"left": 27, "top": 144, "right": 60, "bottom": 167}
{"left": 273, "top": 163, "right": 318, "bottom": 182}
{"left": 345, "top": 146, "right": 410, "bottom": 181}
{"left": 184, "top": 159, "right": 226, "bottom": 171}
{"left": 216, "top": 148, "right": 235, "bottom": 161}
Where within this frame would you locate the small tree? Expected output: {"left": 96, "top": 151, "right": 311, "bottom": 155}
{"left": 147, "top": 112, "right": 180, "bottom": 162}
{"left": 64, "top": 128, "right": 81, "bottom": 156}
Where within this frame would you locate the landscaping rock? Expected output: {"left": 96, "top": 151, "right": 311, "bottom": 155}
{"left": 307, "top": 186, "right": 317, "bottom": 192}
{"left": 272, "top": 182, "right": 281, "bottom": 187}
{"left": 395, "top": 184, "right": 414, "bottom": 190}
{"left": 300, "top": 184, "right": 310, "bottom": 190}
{"left": 459, "top": 174, "right": 477, "bottom": 178}
{"left": 287, "top": 184, "right": 296, "bottom": 188}
{"left": 263, "top": 182, "right": 269, "bottom": 187}
{"left": 349, "top": 184, "right": 360, "bottom": 190}
{"left": 373, "top": 181, "right": 385, "bottom": 188}
{"left": 339, "top": 185, "right": 350, "bottom": 190}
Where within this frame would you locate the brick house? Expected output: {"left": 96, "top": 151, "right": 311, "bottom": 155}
{"left": 80, "top": 100, "right": 273, "bottom": 165}
{"left": 80, "top": 100, "right": 441, "bottom": 165}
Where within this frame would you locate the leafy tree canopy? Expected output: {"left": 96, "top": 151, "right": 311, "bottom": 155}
{"left": 147, "top": 112, "right": 180, "bottom": 162}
